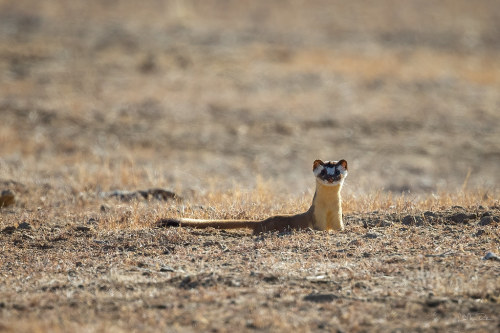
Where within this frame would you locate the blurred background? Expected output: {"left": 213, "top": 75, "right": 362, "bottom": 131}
{"left": 0, "top": 0, "right": 499, "bottom": 196}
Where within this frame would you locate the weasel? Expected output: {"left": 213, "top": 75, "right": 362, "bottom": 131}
{"left": 157, "top": 159, "right": 348, "bottom": 234}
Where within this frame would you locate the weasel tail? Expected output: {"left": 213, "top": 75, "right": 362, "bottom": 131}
{"left": 156, "top": 159, "right": 348, "bottom": 234}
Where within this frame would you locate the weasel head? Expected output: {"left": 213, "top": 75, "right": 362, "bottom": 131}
{"left": 313, "top": 159, "right": 348, "bottom": 187}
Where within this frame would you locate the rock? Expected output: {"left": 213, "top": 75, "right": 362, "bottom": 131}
{"left": 482, "top": 252, "right": 500, "bottom": 261}
{"left": 425, "top": 298, "right": 447, "bottom": 307}
{"left": 478, "top": 216, "right": 494, "bottom": 226}
{"left": 0, "top": 189, "right": 15, "bottom": 208}
{"left": 402, "top": 215, "right": 414, "bottom": 225}
{"left": 353, "top": 281, "right": 370, "bottom": 289}
{"left": 160, "top": 266, "right": 175, "bottom": 272}
{"left": 303, "top": 293, "right": 338, "bottom": 303}
{"left": 376, "top": 220, "right": 393, "bottom": 227}
{"left": 263, "top": 275, "right": 279, "bottom": 283}
{"left": 306, "top": 275, "right": 329, "bottom": 282}
{"left": 107, "top": 190, "right": 141, "bottom": 201}
{"left": 137, "top": 261, "right": 148, "bottom": 268}
{"left": 474, "top": 229, "right": 486, "bottom": 237}
{"left": 402, "top": 215, "right": 423, "bottom": 226}
{"left": 107, "top": 188, "right": 180, "bottom": 202}
{"left": 17, "top": 221, "right": 31, "bottom": 230}
{"left": 1, "top": 226, "right": 16, "bottom": 234}
{"left": 364, "top": 232, "right": 380, "bottom": 239}
{"left": 423, "top": 211, "right": 439, "bottom": 223}
{"left": 75, "top": 226, "right": 91, "bottom": 232}
{"left": 145, "top": 188, "right": 179, "bottom": 201}
{"left": 23, "top": 233, "right": 34, "bottom": 240}
{"left": 449, "top": 212, "right": 468, "bottom": 223}
{"left": 424, "top": 211, "right": 437, "bottom": 218}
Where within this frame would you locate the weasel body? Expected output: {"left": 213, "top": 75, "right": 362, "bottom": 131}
{"left": 157, "top": 159, "right": 348, "bottom": 234}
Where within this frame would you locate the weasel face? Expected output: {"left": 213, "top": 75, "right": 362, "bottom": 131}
{"left": 313, "top": 159, "right": 348, "bottom": 186}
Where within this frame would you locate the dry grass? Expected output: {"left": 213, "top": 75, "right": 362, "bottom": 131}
{"left": 1, "top": 173, "right": 499, "bottom": 332}
{"left": 1, "top": 0, "right": 500, "bottom": 332}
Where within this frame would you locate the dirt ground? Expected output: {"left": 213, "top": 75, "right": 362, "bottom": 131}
{"left": 1, "top": 207, "right": 500, "bottom": 332}
{"left": 1, "top": 0, "right": 499, "bottom": 332}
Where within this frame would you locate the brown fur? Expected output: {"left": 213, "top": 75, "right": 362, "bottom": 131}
{"left": 156, "top": 160, "right": 347, "bottom": 234}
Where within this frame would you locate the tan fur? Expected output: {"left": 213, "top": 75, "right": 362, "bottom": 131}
{"left": 157, "top": 159, "right": 347, "bottom": 234}
{"left": 311, "top": 181, "right": 343, "bottom": 231}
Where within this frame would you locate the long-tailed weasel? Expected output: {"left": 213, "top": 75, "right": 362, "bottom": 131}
{"left": 157, "top": 159, "right": 348, "bottom": 234}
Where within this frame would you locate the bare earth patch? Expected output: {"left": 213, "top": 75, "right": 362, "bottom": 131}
{"left": 1, "top": 0, "right": 499, "bottom": 332}
{"left": 1, "top": 192, "right": 499, "bottom": 332}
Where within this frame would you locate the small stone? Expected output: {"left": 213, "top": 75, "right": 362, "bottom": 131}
{"left": 160, "top": 266, "right": 175, "bottom": 272}
{"left": 146, "top": 188, "right": 179, "bottom": 201}
{"left": 424, "top": 211, "right": 437, "bottom": 218}
{"left": 478, "top": 216, "right": 493, "bottom": 226}
{"left": 137, "top": 262, "right": 148, "bottom": 268}
{"left": 75, "top": 226, "right": 91, "bottom": 232}
{"left": 377, "top": 220, "right": 393, "bottom": 227}
{"left": 402, "top": 215, "right": 415, "bottom": 225}
{"left": 0, "top": 189, "right": 15, "bottom": 208}
{"left": 483, "top": 252, "right": 500, "bottom": 261}
{"left": 2, "top": 226, "right": 16, "bottom": 234}
{"left": 475, "top": 229, "right": 486, "bottom": 237}
{"left": 17, "top": 222, "right": 31, "bottom": 230}
{"left": 100, "top": 204, "right": 110, "bottom": 212}
{"left": 306, "top": 275, "right": 328, "bottom": 282}
{"left": 401, "top": 215, "right": 423, "bottom": 226}
{"left": 449, "top": 213, "right": 468, "bottom": 223}
{"left": 354, "top": 281, "right": 369, "bottom": 289}
{"left": 107, "top": 188, "right": 180, "bottom": 202}
{"left": 425, "top": 298, "right": 447, "bottom": 307}
{"left": 303, "top": 293, "right": 338, "bottom": 303}
{"left": 364, "top": 232, "right": 379, "bottom": 239}
{"left": 263, "top": 275, "right": 279, "bottom": 283}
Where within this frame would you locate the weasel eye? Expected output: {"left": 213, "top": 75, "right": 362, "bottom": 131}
{"left": 320, "top": 169, "right": 326, "bottom": 176}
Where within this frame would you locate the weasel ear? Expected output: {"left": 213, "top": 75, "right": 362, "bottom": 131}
{"left": 313, "top": 160, "right": 324, "bottom": 171}
{"left": 337, "top": 159, "right": 348, "bottom": 170}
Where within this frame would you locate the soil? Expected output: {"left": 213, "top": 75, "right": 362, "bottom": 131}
{"left": 0, "top": 0, "right": 499, "bottom": 332}
{"left": 1, "top": 207, "right": 500, "bottom": 332}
